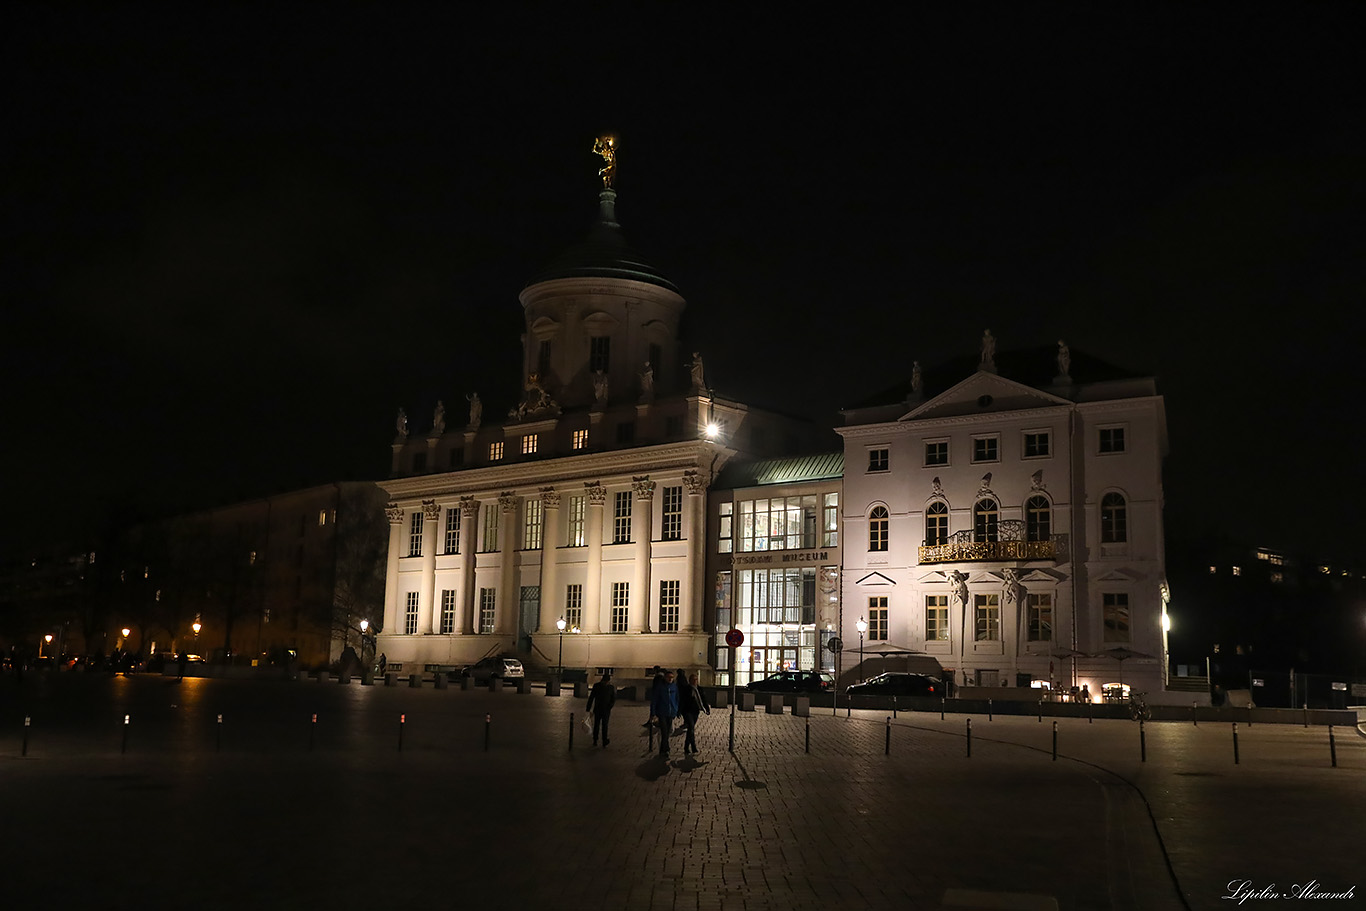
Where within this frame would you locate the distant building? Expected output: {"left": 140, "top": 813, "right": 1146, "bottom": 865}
{"left": 837, "top": 342, "right": 1170, "bottom": 698}
{"left": 377, "top": 184, "right": 824, "bottom": 679}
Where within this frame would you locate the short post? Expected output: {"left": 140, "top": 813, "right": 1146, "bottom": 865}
{"left": 484, "top": 713, "right": 491, "bottom": 752}
{"left": 1038, "top": 699, "right": 1043, "bottom": 723}
{"left": 22, "top": 715, "right": 31, "bottom": 757}
{"left": 1087, "top": 700, "right": 1093, "bottom": 724}
{"left": 941, "top": 697, "right": 946, "bottom": 721}
{"left": 893, "top": 695, "right": 898, "bottom": 719}
{"left": 217, "top": 714, "right": 223, "bottom": 752}
{"left": 1140, "top": 720, "right": 1147, "bottom": 763}
{"left": 966, "top": 718, "right": 972, "bottom": 758}
{"left": 568, "top": 712, "right": 574, "bottom": 752}
{"left": 1232, "top": 722, "right": 1240, "bottom": 765}
{"left": 122, "top": 714, "right": 130, "bottom": 754}
{"left": 398, "top": 713, "right": 405, "bottom": 752}
{"left": 804, "top": 716, "right": 810, "bottom": 754}
{"left": 310, "top": 713, "right": 317, "bottom": 751}
{"left": 988, "top": 698, "right": 993, "bottom": 721}
{"left": 1051, "top": 720, "right": 1057, "bottom": 761}
{"left": 885, "top": 716, "right": 891, "bottom": 756}
{"left": 1193, "top": 702, "right": 1198, "bottom": 726}
{"left": 1303, "top": 703, "right": 1309, "bottom": 728}
{"left": 1329, "top": 725, "right": 1337, "bottom": 768}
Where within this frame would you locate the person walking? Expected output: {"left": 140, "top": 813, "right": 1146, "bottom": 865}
{"left": 679, "top": 671, "right": 710, "bottom": 754}
{"left": 649, "top": 669, "right": 679, "bottom": 757}
{"left": 586, "top": 672, "right": 616, "bottom": 747}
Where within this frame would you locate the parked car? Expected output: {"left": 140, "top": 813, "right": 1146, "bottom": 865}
{"left": 746, "top": 670, "right": 834, "bottom": 693}
{"left": 461, "top": 656, "right": 525, "bottom": 683}
{"left": 846, "top": 672, "right": 939, "bottom": 697}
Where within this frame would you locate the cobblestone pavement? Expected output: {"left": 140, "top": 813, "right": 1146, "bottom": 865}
{"left": 1, "top": 675, "right": 1361, "bottom": 910}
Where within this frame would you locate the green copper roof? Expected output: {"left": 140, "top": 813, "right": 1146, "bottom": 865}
{"left": 523, "top": 189, "right": 680, "bottom": 294}
{"left": 714, "top": 452, "right": 845, "bottom": 490}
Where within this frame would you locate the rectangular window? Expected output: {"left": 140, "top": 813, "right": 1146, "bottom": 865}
{"left": 718, "top": 502, "right": 733, "bottom": 553}
{"left": 822, "top": 493, "right": 839, "bottom": 546}
{"left": 868, "top": 447, "right": 889, "bottom": 472}
{"left": 572, "top": 428, "right": 589, "bottom": 450}
{"left": 408, "top": 512, "right": 423, "bottom": 557}
{"left": 479, "top": 588, "right": 496, "bottom": 634}
{"left": 868, "top": 597, "right": 889, "bottom": 641}
{"left": 1023, "top": 431, "right": 1050, "bottom": 458}
{"left": 590, "top": 336, "right": 611, "bottom": 373}
{"left": 972, "top": 436, "right": 999, "bottom": 463}
{"left": 523, "top": 498, "right": 543, "bottom": 550}
{"left": 926, "top": 595, "right": 949, "bottom": 641}
{"left": 318, "top": 509, "right": 327, "bottom": 527}
{"left": 565, "top": 584, "right": 583, "bottom": 631}
{"left": 404, "top": 592, "right": 419, "bottom": 635}
{"left": 925, "top": 439, "right": 949, "bottom": 466}
{"left": 521, "top": 434, "right": 538, "bottom": 456}
{"left": 1027, "top": 593, "right": 1052, "bottom": 641}
{"left": 537, "top": 339, "right": 552, "bottom": 376}
{"left": 567, "top": 495, "right": 586, "bottom": 547}
{"left": 1103, "top": 593, "right": 1130, "bottom": 642}
{"left": 444, "top": 507, "right": 461, "bottom": 554}
{"left": 610, "top": 582, "right": 629, "bottom": 633}
{"left": 440, "top": 590, "right": 456, "bottom": 634}
{"left": 662, "top": 486, "right": 683, "bottom": 541}
{"left": 974, "top": 593, "right": 1000, "bottom": 641}
{"left": 659, "top": 580, "right": 680, "bottom": 633}
{"left": 613, "top": 491, "right": 632, "bottom": 544}
{"left": 1099, "top": 427, "right": 1126, "bottom": 454}
{"left": 482, "top": 504, "right": 499, "bottom": 552}
{"left": 489, "top": 441, "right": 505, "bottom": 461}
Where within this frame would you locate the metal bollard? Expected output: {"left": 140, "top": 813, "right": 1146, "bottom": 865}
{"left": 217, "top": 714, "right": 223, "bottom": 752}
{"left": 485, "top": 713, "right": 491, "bottom": 752}
{"left": 569, "top": 713, "right": 574, "bottom": 752}
{"left": 1052, "top": 721, "right": 1057, "bottom": 761}
{"left": 1303, "top": 703, "right": 1309, "bottom": 728}
{"left": 988, "top": 698, "right": 993, "bottom": 721}
{"left": 310, "top": 713, "right": 317, "bottom": 751}
{"left": 398, "top": 713, "right": 405, "bottom": 753}
{"left": 893, "top": 696, "right": 898, "bottom": 719}
{"left": 1329, "top": 725, "right": 1337, "bottom": 768}
{"left": 1038, "top": 699, "right": 1043, "bottom": 723}
{"left": 1193, "top": 702, "right": 1198, "bottom": 726}
{"left": 122, "top": 714, "right": 130, "bottom": 754}
{"left": 941, "top": 697, "right": 946, "bottom": 721}
{"left": 1232, "top": 722, "right": 1239, "bottom": 765}
{"left": 23, "top": 715, "right": 31, "bottom": 757}
{"left": 1140, "top": 720, "right": 1146, "bottom": 763}
{"left": 966, "top": 718, "right": 972, "bottom": 758}
{"left": 805, "top": 716, "right": 810, "bottom": 754}
{"left": 1087, "top": 700, "right": 1093, "bottom": 724}
{"left": 885, "top": 717, "right": 891, "bottom": 755}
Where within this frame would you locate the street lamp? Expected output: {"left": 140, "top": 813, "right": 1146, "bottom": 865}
{"left": 42, "top": 634, "right": 53, "bottom": 658}
{"left": 556, "top": 616, "right": 567, "bottom": 678}
{"left": 856, "top": 617, "right": 867, "bottom": 682}
{"left": 192, "top": 621, "right": 201, "bottom": 639}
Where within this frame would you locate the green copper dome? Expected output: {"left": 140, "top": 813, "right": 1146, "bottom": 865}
{"left": 524, "top": 189, "right": 680, "bottom": 294}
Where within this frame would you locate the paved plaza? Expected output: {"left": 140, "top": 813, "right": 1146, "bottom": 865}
{"left": 1, "top": 674, "right": 1362, "bottom": 910}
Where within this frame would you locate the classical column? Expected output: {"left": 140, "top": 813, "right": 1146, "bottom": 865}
{"left": 630, "top": 476, "right": 655, "bottom": 633}
{"left": 583, "top": 482, "right": 606, "bottom": 634}
{"left": 497, "top": 491, "right": 519, "bottom": 636}
{"left": 536, "top": 487, "right": 561, "bottom": 634}
{"left": 382, "top": 503, "right": 404, "bottom": 635}
{"left": 458, "top": 496, "right": 479, "bottom": 634}
{"left": 681, "top": 469, "right": 707, "bottom": 633}
{"left": 418, "top": 499, "right": 439, "bottom": 634}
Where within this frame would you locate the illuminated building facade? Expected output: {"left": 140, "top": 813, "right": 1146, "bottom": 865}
{"left": 837, "top": 342, "right": 1170, "bottom": 698}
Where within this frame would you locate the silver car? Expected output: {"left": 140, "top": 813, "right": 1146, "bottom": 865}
{"left": 462, "top": 656, "right": 525, "bottom": 683}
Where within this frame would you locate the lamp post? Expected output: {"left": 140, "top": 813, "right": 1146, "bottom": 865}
{"left": 41, "top": 634, "right": 52, "bottom": 658}
{"left": 856, "top": 617, "right": 867, "bottom": 683}
{"left": 359, "top": 619, "right": 370, "bottom": 665}
{"left": 556, "top": 616, "right": 567, "bottom": 678}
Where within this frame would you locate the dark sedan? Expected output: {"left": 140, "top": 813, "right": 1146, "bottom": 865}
{"left": 846, "top": 672, "right": 939, "bottom": 697}
{"left": 746, "top": 671, "right": 835, "bottom": 693}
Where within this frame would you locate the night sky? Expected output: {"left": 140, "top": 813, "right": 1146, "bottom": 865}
{"left": 5, "top": 5, "right": 1364, "bottom": 563}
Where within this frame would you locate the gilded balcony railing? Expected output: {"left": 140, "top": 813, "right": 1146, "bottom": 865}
{"left": 918, "top": 537, "right": 1059, "bottom": 564}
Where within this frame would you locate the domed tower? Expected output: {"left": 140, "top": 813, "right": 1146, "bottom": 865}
{"left": 518, "top": 137, "right": 687, "bottom": 410}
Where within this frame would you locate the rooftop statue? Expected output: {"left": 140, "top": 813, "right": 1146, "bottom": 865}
{"left": 593, "top": 135, "right": 617, "bottom": 189}
{"left": 980, "top": 329, "right": 996, "bottom": 372}
{"left": 1057, "top": 339, "right": 1071, "bottom": 379}
{"left": 690, "top": 352, "right": 706, "bottom": 391}
{"left": 911, "top": 360, "right": 923, "bottom": 396}
{"left": 639, "top": 361, "right": 655, "bottom": 403}
{"left": 395, "top": 407, "right": 409, "bottom": 440}
{"left": 432, "top": 400, "right": 446, "bottom": 435}
{"left": 466, "top": 393, "right": 482, "bottom": 430}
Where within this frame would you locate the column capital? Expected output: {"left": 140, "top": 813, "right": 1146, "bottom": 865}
{"left": 585, "top": 481, "right": 607, "bottom": 505}
{"left": 539, "top": 486, "right": 562, "bottom": 509}
{"left": 386, "top": 503, "right": 404, "bottom": 525}
{"left": 498, "top": 491, "right": 519, "bottom": 513}
{"left": 682, "top": 469, "right": 706, "bottom": 495}
{"left": 421, "top": 499, "right": 440, "bottom": 521}
{"left": 632, "top": 475, "right": 656, "bottom": 500}
{"left": 459, "top": 494, "right": 479, "bottom": 517}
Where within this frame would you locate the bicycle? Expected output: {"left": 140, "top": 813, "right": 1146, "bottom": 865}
{"left": 1128, "top": 692, "right": 1152, "bottom": 722}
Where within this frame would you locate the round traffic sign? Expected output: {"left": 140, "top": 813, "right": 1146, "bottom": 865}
{"left": 725, "top": 628, "right": 744, "bottom": 648}
{"left": 827, "top": 636, "right": 843, "bottom": 653}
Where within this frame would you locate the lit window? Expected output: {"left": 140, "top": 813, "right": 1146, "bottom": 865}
{"left": 613, "top": 491, "right": 632, "bottom": 544}
{"left": 973, "top": 499, "right": 999, "bottom": 543}
{"left": 925, "top": 502, "right": 948, "bottom": 546}
{"left": 444, "top": 508, "right": 461, "bottom": 554}
{"left": 408, "top": 512, "right": 423, "bottom": 557}
{"left": 318, "top": 509, "right": 327, "bottom": 527}
{"left": 868, "top": 597, "right": 888, "bottom": 641}
{"left": 925, "top": 595, "right": 949, "bottom": 641}
{"left": 1027, "top": 593, "right": 1052, "bottom": 641}
{"left": 567, "top": 496, "right": 585, "bottom": 547}
{"left": 868, "top": 448, "right": 889, "bottom": 472}
{"left": 972, "top": 436, "right": 999, "bottom": 463}
{"left": 974, "top": 594, "right": 1000, "bottom": 641}
{"left": 479, "top": 589, "right": 496, "bottom": 634}
{"left": 565, "top": 584, "right": 583, "bottom": 630}
{"left": 522, "top": 434, "right": 538, "bottom": 455}
{"left": 1099, "top": 427, "right": 1126, "bottom": 454}
{"left": 925, "top": 439, "right": 949, "bottom": 466}
{"left": 662, "top": 486, "right": 683, "bottom": 541}
{"left": 572, "top": 428, "right": 589, "bottom": 450}
{"left": 659, "top": 580, "right": 680, "bottom": 632}
{"left": 1023, "top": 431, "right": 1050, "bottom": 458}
{"left": 1209, "top": 566, "right": 1217, "bottom": 574}
{"left": 610, "top": 582, "right": 629, "bottom": 632}
{"left": 1232, "top": 565, "right": 1242, "bottom": 576}
{"left": 523, "top": 498, "right": 543, "bottom": 550}
{"left": 718, "top": 502, "right": 733, "bottom": 553}
{"left": 405, "top": 592, "right": 419, "bottom": 635}
{"left": 1103, "top": 593, "right": 1130, "bottom": 641}
{"left": 482, "top": 505, "right": 499, "bottom": 552}
{"left": 1026, "top": 496, "right": 1051, "bottom": 542}
{"left": 868, "top": 506, "right": 889, "bottom": 552}
{"left": 489, "top": 441, "right": 504, "bottom": 461}
{"left": 1100, "top": 493, "right": 1127, "bottom": 543}
{"left": 822, "top": 493, "right": 839, "bottom": 547}
{"left": 440, "top": 590, "right": 456, "bottom": 634}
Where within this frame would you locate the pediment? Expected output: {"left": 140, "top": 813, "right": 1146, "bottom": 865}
{"left": 900, "top": 372, "right": 1071, "bottom": 421}
{"left": 1093, "top": 568, "right": 1144, "bottom": 583}
{"left": 1021, "top": 569, "right": 1067, "bottom": 584}
{"left": 856, "top": 571, "right": 897, "bottom": 587}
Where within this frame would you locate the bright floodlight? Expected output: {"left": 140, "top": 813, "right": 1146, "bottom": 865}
{"left": 192, "top": 621, "right": 202, "bottom": 635}
{"left": 705, "top": 423, "right": 720, "bottom": 438}
{"left": 122, "top": 628, "right": 131, "bottom": 638}
{"left": 1161, "top": 613, "right": 1171, "bottom": 632}
{"left": 360, "top": 619, "right": 369, "bottom": 632}
{"left": 557, "top": 616, "right": 567, "bottom": 632}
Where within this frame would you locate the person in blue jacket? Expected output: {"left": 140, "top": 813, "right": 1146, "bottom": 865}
{"left": 649, "top": 669, "right": 679, "bottom": 757}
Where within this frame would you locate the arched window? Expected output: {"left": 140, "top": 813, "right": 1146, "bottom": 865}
{"left": 1025, "top": 496, "right": 1051, "bottom": 542}
{"left": 973, "top": 499, "right": 999, "bottom": 543}
{"left": 1101, "top": 493, "right": 1127, "bottom": 543}
{"left": 868, "top": 506, "right": 889, "bottom": 552}
{"left": 925, "top": 501, "right": 948, "bottom": 546}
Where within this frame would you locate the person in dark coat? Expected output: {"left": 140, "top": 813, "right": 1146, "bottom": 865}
{"left": 586, "top": 672, "right": 616, "bottom": 746}
{"left": 679, "top": 671, "right": 710, "bottom": 754}
{"left": 649, "top": 670, "right": 679, "bottom": 757}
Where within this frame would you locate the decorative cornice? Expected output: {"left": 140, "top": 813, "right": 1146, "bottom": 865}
{"left": 385, "top": 503, "right": 404, "bottom": 525}
{"left": 682, "top": 469, "right": 705, "bottom": 495}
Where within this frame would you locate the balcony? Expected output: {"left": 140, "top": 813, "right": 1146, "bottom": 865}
{"left": 918, "top": 523, "right": 1065, "bottom": 565}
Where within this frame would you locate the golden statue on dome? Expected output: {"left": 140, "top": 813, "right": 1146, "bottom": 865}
{"left": 593, "top": 134, "right": 617, "bottom": 188}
